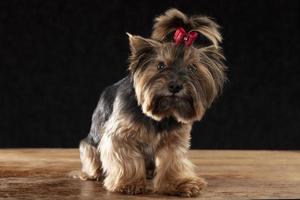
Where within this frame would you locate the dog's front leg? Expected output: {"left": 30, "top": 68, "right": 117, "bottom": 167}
{"left": 153, "top": 131, "right": 207, "bottom": 197}
{"left": 99, "top": 133, "right": 146, "bottom": 195}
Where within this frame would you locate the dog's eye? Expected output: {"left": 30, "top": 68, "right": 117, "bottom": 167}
{"left": 187, "top": 65, "right": 197, "bottom": 72}
{"left": 157, "top": 62, "right": 166, "bottom": 70}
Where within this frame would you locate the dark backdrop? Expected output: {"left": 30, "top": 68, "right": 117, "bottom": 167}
{"left": 1, "top": 0, "right": 299, "bottom": 149}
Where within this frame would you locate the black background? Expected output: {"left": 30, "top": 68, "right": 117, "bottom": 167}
{"left": 1, "top": 0, "right": 299, "bottom": 149}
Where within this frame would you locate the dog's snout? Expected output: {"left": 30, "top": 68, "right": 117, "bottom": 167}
{"left": 168, "top": 81, "right": 183, "bottom": 94}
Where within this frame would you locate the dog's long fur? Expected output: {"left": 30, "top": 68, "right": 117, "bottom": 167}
{"left": 76, "top": 8, "right": 226, "bottom": 197}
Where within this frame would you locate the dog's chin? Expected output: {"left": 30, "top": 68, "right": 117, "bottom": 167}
{"left": 145, "top": 95, "right": 197, "bottom": 123}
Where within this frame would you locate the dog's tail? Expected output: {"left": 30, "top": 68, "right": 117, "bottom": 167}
{"left": 151, "top": 8, "right": 222, "bottom": 48}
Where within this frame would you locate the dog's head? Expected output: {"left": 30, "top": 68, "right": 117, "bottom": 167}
{"left": 128, "top": 9, "right": 226, "bottom": 123}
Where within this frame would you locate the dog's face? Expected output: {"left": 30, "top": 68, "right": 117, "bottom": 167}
{"left": 128, "top": 34, "right": 226, "bottom": 123}
{"left": 127, "top": 9, "right": 226, "bottom": 123}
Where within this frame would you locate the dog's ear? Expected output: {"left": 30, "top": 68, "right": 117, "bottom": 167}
{"left": 127, "top": 33, "right": 160, "bottom": 72}
{"left": 151, "top": 8, "right": 222, "bottom": 48}
{"left": 127, "top": 33, "right": 160, "bottom": 54}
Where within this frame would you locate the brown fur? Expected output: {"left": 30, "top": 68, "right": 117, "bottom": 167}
{"left": 75, "top": 8, "right": 226, "bottom": 197}
{"left": 128, "top": 35, "right": 226, "bottom": 123}
{"left": 151, "top": 8, "right": 222, "bottom": 48}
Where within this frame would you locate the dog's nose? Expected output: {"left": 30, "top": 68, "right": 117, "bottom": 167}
{"left": 168, "top": 81, "right": 183, "bottom": 94}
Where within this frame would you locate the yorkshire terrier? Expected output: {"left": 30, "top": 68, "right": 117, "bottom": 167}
{"left": 76, "top": 8, "right": 226, "bottom": 197}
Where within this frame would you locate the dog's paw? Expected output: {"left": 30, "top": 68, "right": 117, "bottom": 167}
{"left": 156, "top": 177, "right": 207, "bottom": 197}
{"left": 68, "top": 170, "right": 103, "bottom": 181}
{"left": 115, "top": 183, "right": 146, "bottom": 195}
{"left": 175, "top": 177, "right": 207, "bottom": 197}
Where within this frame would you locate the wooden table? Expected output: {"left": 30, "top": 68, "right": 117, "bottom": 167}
{"left": 0, "top": 149, "right": 299, "bottom": 199}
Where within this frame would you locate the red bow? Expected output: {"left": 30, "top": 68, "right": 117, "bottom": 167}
{"left": 173, "top": 27, "right": 198, "bottom": 46}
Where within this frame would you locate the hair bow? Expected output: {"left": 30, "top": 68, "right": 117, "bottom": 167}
{"left": 173, "top": 27, "right": 198, "bottom": 46}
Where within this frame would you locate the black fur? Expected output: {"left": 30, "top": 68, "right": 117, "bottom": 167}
{"left": 84, "top": 79, "right": 119, "bottom": 146}
{"left": 84, "top": 76, "right": 183, "bottom": 147}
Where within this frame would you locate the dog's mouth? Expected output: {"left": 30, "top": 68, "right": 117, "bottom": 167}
{"left": 150, "top": 95, "right": 196, "bottom": 120}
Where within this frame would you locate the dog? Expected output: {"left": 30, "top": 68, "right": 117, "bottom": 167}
{"left": 76, "top": 8, "right": 226, "bottom": 197}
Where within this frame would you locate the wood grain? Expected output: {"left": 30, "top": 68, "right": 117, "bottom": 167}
{"left": 0, "top": 149, "right": 299, "bottom": 199}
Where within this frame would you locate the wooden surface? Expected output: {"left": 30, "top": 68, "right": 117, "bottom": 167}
{"left": 0, "top": 149, "right": 299, "bottom": 200}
